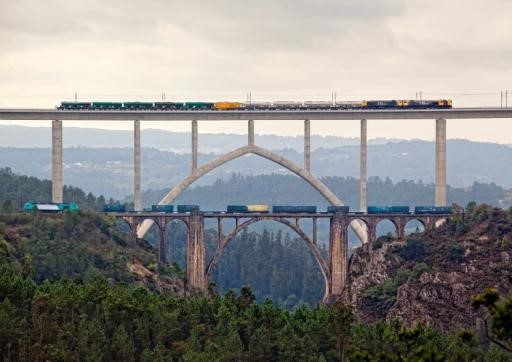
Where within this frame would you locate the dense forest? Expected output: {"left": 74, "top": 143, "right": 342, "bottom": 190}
{"left": 156, "top": 223, "right": 327, "bottom": 307}
{"left": 1, "top": 262, "right": 511, "bottom": 361}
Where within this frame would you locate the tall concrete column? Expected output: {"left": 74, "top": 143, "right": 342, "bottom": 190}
{"left": 435, "top": 118, "right": 447, "bottom": 206}
{"left": 159, "top": 223, "right": 166, "bottom": 265}
{"left": 248, "top": 120, "right": 254, "bottom": 145}
{"left": 304, "top": 119, "right": 311, "bottom": 172}
{"left": 192, "top": 120, "right": 198, "bottom": 171}
{"left": 134, "top": 120, "right": 141, "bottom": 211}
{"left": 187, "top": 212, "right": 206, "bottom": 293}
{"left": 360, "top": 119, "right": 367, "bottom": 212}
{"left": 329, "top": 213, "right": 348, "bottom": 296}
{"left": 52, "top": 120, "right": 63, "bottom": 203}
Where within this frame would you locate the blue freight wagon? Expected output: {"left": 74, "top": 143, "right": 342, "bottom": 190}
{"left": 365, "top": 100, "right": 400, "bottom": 109}
{"left": 272, "top": 205, "right": 317, "bottom": 213}
{"left": 103, "top": 204, "right": 126, "bottom": 212}
{"left": 367, "top": 206, "right": 410, "bottom": 214}
{"left": 151, "top": 204, "right": 174, "bottom": 213}
{"left": 327, "top": 206, "right": 350, "bottom": 213}
{"left": 177, "top": 204, "right": 200, "bottom": 213}
{"left": 227, "top": 205, "right": 248, "bottom": 213}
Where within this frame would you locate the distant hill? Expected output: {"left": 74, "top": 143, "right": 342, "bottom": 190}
{"left": 0, "top": 125, "right": 396, "bottom": 152}
{"left": 0, "top": 138, "right": 511, "bottom": 199}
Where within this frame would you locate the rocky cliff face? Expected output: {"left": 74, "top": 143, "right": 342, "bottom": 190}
{"left": 344, "top": 205, "right": 512, "bottom": 332}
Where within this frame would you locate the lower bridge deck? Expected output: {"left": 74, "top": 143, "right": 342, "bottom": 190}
{"left": 105, "top": 211, "right": 454, "bottom": 218}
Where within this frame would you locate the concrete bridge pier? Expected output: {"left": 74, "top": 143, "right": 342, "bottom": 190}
{"left": 248, "top": 120, "right": 254, "bottom": 145}
{"left": 328, "top": 212, "right": 348, "bottom": 297}
{"left": 360, "top": 119, "right": 367, "bottom": 212}
{"left": 187, "top": 212, "right": 207, "bottom": 293}
{"left": 304, "top": 119, "right": 311, "bottom": 172}
{"left": 52, "top": 120, "right": 63, "bottom": 203}
{"left": 134, "top": 120, "right": 141, "bottom": 211}
{"left": 435, "top": 118, "right": 447, "bottom": 206}
{"left": 158, "top": 222, "right": 166, "bottom": 264}
{"left": 192, "top": 120, "right": 198, "bottom": 171}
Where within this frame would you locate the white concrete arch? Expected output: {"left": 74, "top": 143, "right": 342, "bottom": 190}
{"left": 137, "top": 144, "right": 366, "bottom": 242}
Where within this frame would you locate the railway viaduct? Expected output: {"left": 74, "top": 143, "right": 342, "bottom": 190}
{"left": 1, "top": 107, "right": 510, "bottom": 300}
{"left": 115, "top": 210, "right": 453, "bottom": 302}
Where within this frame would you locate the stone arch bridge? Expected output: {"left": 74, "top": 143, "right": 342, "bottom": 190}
{"left": 115, "top": 210, "right": 454, "bottom": 302}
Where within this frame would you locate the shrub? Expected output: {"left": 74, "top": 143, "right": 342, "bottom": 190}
{"left": 399, "top": 239, "right": 427, "bottom": 261}
{"left": 372, "top": 233, "right": 394, "bottom": 250}
{"left": 448, "top": 243, "right": 465, "bottom": 263}
{"left": 412, "top": 262, "right": 429, "bottom": 278}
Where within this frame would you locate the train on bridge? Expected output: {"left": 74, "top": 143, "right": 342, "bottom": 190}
{"left": 102, "top": 204, "right": 453, "bottom": 215}
{"left": 19, "top": 202, "right": 453, "bottom": 215}
{"left": 57, "top": 99, "right": 453, "bottom": 111}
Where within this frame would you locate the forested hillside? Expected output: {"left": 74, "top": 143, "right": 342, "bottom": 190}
{"left": 1, "top": 263, "right": 511, "bottom": 361}
{"left": 1, "top": 170, "right": 512, "bottom": 359}
{"left": 0, "top": 211, "right": 184, "bottom": 295}
{"left": 0, "top": 167, "right": 106, "bottom": 210}
{"left": 145, "top": 173, "right": 509, "bottom": 209}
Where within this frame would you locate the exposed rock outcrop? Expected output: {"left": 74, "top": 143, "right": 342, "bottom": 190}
{"left": 344, "top": 206, "right": 512, "bottom": 331}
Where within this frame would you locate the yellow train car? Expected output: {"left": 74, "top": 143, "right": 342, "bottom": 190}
{"left": 213, "top": 102, "right": 243, "bottom": 110}
{"left": 247, "top": 204, "right": 270, "bottom": 213}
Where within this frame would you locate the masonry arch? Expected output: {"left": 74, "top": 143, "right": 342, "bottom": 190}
{"left": 404, "top": 218, "right": 426, "bottom": 235}
{"left": 375, "top": 218, "right": 399, "bottom": 239}
{"left": 206, "top": 217, "right": 331, "bottom": 302}
{"left": 137, "top": 144, "right": 366, "bottom": 243}
{"left": 347, "top": 218, "right": 370, "bottom": 248}
{"left": 164, "top": 218, "right": 190, "bottom": 269}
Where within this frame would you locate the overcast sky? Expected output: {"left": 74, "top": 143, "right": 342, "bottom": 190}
{"left": 0, "top": 0, "right": 511, "bottom": 143}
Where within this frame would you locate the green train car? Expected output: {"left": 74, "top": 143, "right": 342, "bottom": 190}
{"left": 23, "top": 202, "right": 79, "bottom": 213}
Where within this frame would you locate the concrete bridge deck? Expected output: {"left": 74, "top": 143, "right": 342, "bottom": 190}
{"left": 1, "top": 107, "right": 511, "bottom": 121}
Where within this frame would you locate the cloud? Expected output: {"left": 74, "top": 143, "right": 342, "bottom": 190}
{"left": 0, "top": 0, "right": 510, "bottom": 132}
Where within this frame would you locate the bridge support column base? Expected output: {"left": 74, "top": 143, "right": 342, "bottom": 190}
{"left": 52, "top": 120, "right": 63, "bottom": 203}
{"left": 328, "top": 213, "right": 348, "bottom": 298}
{"left": 187, "top": 212, "right": 207, "bottom": 294}
{"left": 159, "top": 223, "right": 166, "bottom": 265}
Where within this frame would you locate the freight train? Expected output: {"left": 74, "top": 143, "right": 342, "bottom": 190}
{"left": 23, "top": 203, "right": 453, "bottom": 215}
{"left": 122, "top": 205, "right": 451, "bottom": 214}
{"left": 57, "top": 99, "right": 452, "bottom": 111}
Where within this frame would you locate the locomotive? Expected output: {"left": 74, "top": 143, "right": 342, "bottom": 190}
{"left": 23, "top": 202, "right": 79, "bottom": 213}
{"left": 57, "top": 99, "right": 452, "bottom": 111}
